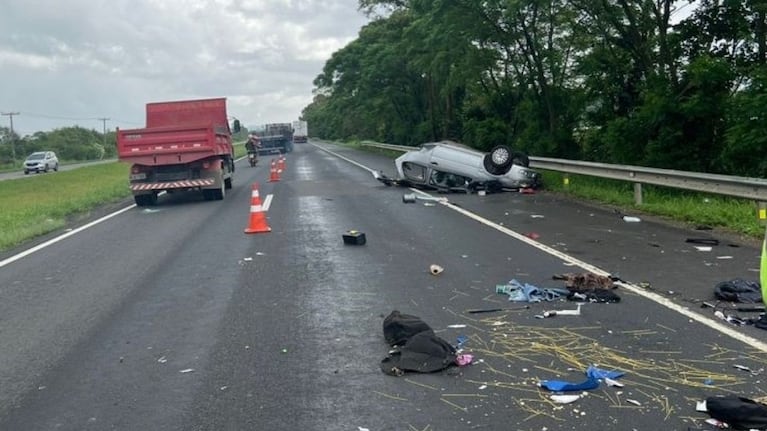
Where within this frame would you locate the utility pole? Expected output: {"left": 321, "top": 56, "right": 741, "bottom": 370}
{"left": 1, "top": 112, "right": 19, "bottom": 164}
{"left": 98, "top": 117, "right": 110, "bottom": 159}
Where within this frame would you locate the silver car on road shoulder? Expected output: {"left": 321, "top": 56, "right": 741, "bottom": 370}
{"left": 375, "top": 141, "right": 541, "bottom": 192}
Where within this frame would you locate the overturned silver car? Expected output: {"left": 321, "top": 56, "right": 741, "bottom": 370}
{"left": 374, "top": 141, "right": 541, "bottom": 192}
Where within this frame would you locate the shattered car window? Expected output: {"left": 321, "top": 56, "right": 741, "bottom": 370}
{"left": 429, "top": 170, "right": 470, "bottom": 188}
{"left": 402, "top": 162, "right": 427, "bottom": 182}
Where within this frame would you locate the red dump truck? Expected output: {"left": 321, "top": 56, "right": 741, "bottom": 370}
{"left": 117, "top": 98, "right": 237, "bottom": 206}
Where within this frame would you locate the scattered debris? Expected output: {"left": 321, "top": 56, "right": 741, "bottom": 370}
{"left": 465, "top": 305, "right": 530, "bottom": 314}
{"left": 622, "top": 216, "right": 641, "bottom": 222}
{"left": 342, "top": 230, "right": 366, "bottom": 245}
{"left": 733, "top": 364, "right": 763, "bottom": 375}
{"left": 497, "top": 279, "right": 569, "bottom": 302}
{"left": 551, "top": 394, "right": 582, "bottom": 404}
{"left": 525, "top": 232, "right": 541, "bottom": 240}
{"left": 604, "top": 377, "right": 624, "bottom": 387}
{"left": 430, "top": 264, "right": 444, "bottom": 275}
{"left": 179, "top": 368, "right": 195, "bottom": 373}
{"left": 243, "top": 257, "right": 253, "bottom": 261}
{"left": 447, "top": 324, "right": 467, "bottom": 328}
{"left": 626, "top": 399, "right": 642, "bottom": 406}
{"left": 686, "top": 238, "right": 720, "bottom": 245}
{"left": 157, "top": 356, "right": 167, "bottom": 363}
{"left": 694, "top": 246, "right": 713, "bottom": 252}
{"left": 530, "top": 214, "right": 545, "bottom": 219}
{"left": 402, "top": 193, "right": 448, "bottom": 204}
{"left": 456, "top": 354, "right": 474, "bottom": 366}
{"left": 536, "top": 304, "right": 583, "bottom": 318}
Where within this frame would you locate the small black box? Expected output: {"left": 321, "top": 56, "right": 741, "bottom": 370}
{"left": 342, "top": 230, "right": 366, "bottom": 245}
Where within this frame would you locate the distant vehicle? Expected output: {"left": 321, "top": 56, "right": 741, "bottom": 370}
{"left": 292, "top": 120, "right": 308, "bottom": 144}
{"left": 374, "top": 141, "right": 541, "bottom": 192}
{"left": 116, "top": 98, "right": 236, "bottom": 206}
{"left": 24, "top": 151, "right": 59, "bottom": 174}
{"left": 256, "top": 123, "right": 293, "bottom": 155}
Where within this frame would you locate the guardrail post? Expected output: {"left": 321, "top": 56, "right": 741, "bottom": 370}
{"left": 633, "top": 183, "right": 643, "bottom": 205}
{"left": 759, "top": 201, "right": 767, "bottom": 225}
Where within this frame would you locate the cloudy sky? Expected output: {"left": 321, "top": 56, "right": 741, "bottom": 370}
{"left": 0, "top": 0, "right": 370, "bottom": 136}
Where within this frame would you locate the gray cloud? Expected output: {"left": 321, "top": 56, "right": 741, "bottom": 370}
{"left": 0, "top": 0, "right": 368, "bottom": 135}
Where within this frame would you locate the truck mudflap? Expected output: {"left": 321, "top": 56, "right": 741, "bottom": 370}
{"left": 130, "top": 178, "right": 216, "bottom": 191}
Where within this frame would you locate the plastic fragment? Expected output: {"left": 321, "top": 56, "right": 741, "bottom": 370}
{"left": 696, "top": 400, "right": 707, "bottom": 412}
{"left": 179, "top": 368, "right": 194, "bottom": 373}
{"left": 243, "top": 257, "right": 253, "bottom": 261}
{"left": 551, "top": 394, "right": 581, "bottom": 404}
{"left": 157, "top": 356, "right": 167, "bottom": 363}
{"left": 448, "top": 324, "right": 467, "bottom": 328}
{"left": 705, "top": 418, "right": 728, "bottom": 428}
{"left": 604, "top": 377, "right": 624, "bottom": 387}
{"left": 622, "top": 216, "right": 641, "bottom": 222}
{"left": 694, "top": 246, "right": 712, "bottom": 252}
{"left": 626, "top": 399, "right": 641, "bottom": 406}
{"left": 429, "top": 264, "right": 444, "bottom": 275}
{"left": 456, "top": 354, "right": 474, "bottom": 366}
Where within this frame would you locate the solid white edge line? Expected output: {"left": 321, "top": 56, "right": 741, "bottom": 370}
{"left": 0, "top": 204, "right": 137, "bottom": 269}
{"left": 317, "top": 141, "right": 767, "bottom": 354}
{"left": 263, "top": 194, "right": 273, "bottom": 212}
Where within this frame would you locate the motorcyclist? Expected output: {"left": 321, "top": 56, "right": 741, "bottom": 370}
{"left": 245, "top": 135, "right": 259, "bottom": 166}
{"left": 245, "top": 135, "right": 258, "bottom": 153}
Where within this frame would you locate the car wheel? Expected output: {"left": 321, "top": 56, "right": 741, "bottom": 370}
{"left": 43, "top": 164, "right": 49, "bottom": 173}
{"left": 511, "top": 152, "right": 530, "bottom": 168}
{"left": 53, "top": 163, "right": 59, "bottom": 172}
{"left": 483, "top": 145, "right": 513, "bottom": 175}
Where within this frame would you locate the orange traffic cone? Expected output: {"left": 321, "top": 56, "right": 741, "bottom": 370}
{"left": 244, "top": 183, "right": 271, "bottom": 234}
{"left": 268, "top": 160, "right": 280, "bottom": 182}
{"left": 277, "top": 156, "right": 286, "bottom": 171}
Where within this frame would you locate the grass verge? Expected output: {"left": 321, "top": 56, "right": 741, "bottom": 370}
{"left": 538, "top": 171, "right": 764, "bottom": 239}
{"left": 0, "top": 162, "right": 132, "bottom": 252}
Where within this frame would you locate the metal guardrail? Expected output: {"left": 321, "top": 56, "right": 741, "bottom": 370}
{"left": 359, "top": 141, "right": 767, "bottom": 209}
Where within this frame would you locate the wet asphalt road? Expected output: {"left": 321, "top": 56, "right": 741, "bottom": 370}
{"left": 0, "top": 141, "right": 765, "bottom": 430}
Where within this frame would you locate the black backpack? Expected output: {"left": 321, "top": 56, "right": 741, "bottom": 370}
{"left": 382, "top": 310, "right": 433, "bottom": 347}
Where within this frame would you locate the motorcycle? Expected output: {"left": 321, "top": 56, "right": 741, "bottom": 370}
{"left": 247, "top": 151, "right": 258, "bottom": 167}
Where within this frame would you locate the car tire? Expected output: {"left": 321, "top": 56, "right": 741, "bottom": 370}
{"left": 43, "top": 164, "right": 49, "bottom": 173}
{"left": 511, "top": 152, "right": 530, "bottom": 168}
{"left": 483, "top": 145, "right": 514, "bottom": 175}
{"left": 53, "top": 163, "right": 59, "bottom": 172}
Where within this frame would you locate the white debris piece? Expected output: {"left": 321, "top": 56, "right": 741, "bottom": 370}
{"left": 551, "top": 394, "right": 581, "bottom": 404}
{"left": 179, "top": 368, "right": 195, "bottom": 374}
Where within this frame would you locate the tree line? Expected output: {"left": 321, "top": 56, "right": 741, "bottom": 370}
{"left": 0, "top": 126, "right": 116, "bottom": 165}
{"left": 302, "top": 0, "right": 767, "bottom": 177}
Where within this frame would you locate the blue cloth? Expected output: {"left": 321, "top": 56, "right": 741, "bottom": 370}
{"left": 496, "top": 279, "right": 570, "bottom": 302}
{"left": 586, "top": 365, "right": 625, "bottom": 380}
{"left": 539, "top": 377, "right": 599, "bottom": 392}
{"left": 539, "top": 366, "right": 625, "bottom": 392}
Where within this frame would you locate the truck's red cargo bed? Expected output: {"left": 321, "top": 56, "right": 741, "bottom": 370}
{"left": 117, "top": 124, "right": 232, "bottom": 166}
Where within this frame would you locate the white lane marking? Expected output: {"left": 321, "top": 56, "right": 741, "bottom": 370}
{"left": 312, "top": 143, "right": 377, "bottom": 174}
{"left": 0, "top": 204, "right": 137, "bottom": 269}
{"left": 436, "top": 195, "right": 767, "bottom": 353}
{"left": 320, "top": 146, "right": 767, "bottom": 354}
{"left": 263, "top": 194, "right": 273, "bottom": 212}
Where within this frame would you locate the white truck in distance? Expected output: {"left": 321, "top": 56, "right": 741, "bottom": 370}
{"left": 293, "top": 120, "right": 308, "bottom": 144}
